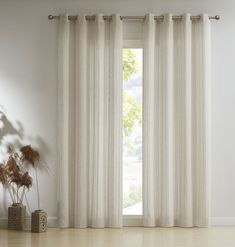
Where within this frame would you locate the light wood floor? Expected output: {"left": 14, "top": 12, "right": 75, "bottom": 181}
{"left": 0, "top": 227, "right": 235, "bottom": 247}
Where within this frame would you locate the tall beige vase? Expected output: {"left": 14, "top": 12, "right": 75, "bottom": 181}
{"left": 8, "top": 203, "right": 26, "bottom": 230}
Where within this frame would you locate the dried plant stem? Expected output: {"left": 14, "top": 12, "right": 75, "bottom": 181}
{"left": 6, "top": 185, "right": 15, "bottom": 203}
{"left": 20, "top": 186, "right": 25, "bottom": 203}
{"left": 12, "top": 187, "right": 17, "bottom": 203}
{"left": 11, "top": 185, "right": 20, "bottom": 203}
{"left": 16, "top": 187, "right": 19, "bottom": 203}
{"left": 5, "top": 178, "right": 15, "bottom": 203}
{"left": 24, "top": 194, "right": 31, "bottom": 214}
{"left": 35, "top": 167, "right": 40, "bottom": 209}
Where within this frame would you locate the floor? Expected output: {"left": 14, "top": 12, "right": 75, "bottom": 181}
{"left": 0, "top": 227, "right": 235, "bottom": 247}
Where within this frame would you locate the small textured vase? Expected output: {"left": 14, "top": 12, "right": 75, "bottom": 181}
{"left": 31, "top": 209, "right": 47, "bottom": 233}
{"left": 8, "top": 203, "right": 26, "bottom": 230}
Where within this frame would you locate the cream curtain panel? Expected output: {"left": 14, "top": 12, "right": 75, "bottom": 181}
{"left": 57, "top": 14, "right": 123, "bottom": 228}
{"left": 143, "top": 13, "right": 211, "bottom": 227}
{"left": 57, "top": 13, "right": 211, "bottom": 228}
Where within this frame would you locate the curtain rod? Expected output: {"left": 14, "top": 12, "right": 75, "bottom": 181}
{"left": 48, "top": 14, "right": 220, "bottom": 21}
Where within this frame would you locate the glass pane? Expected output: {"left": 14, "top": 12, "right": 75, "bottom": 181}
{"left": 123, "top": 48, "right": 143, "bottom": 215}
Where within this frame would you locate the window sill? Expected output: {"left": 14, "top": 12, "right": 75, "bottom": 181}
{"left": 123, "top": 215, "right": 143, "bottom": 226}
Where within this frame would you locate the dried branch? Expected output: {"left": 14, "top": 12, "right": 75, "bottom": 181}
{"left": 20, "top": 145, "right": 40, "bottom": 166}
{"left": 0, "top": 144, "right": 41, "bottom": 206}
{"left": 0, "top": 165, "right": 7, "bottom": 185}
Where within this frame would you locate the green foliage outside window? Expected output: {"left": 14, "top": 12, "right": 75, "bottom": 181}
{"left": 123, "top": 49, "right": 142, "bottom": 139}
{"left": 123, "top": 49, "right": 142, "bottom": 211}
{"left": 123, "top": 49, "right": 139, "bottom": 82}
{"left": 123, "top": 185, "right": 142, "bottom": 208}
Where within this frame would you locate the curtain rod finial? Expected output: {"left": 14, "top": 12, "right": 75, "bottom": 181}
{"left": 215, "top": 15, "right": 220, "bottom": 20}
{"left": 48, "top": 15, "right": 54, "bottom": 20}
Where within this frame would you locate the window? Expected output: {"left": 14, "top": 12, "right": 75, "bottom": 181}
{"left": 123, "top": 48, "right": 143, "bottom": 216}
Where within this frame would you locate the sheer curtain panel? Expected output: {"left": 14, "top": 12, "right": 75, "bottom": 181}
{"left": 57, "top": 12, "right": 211, "bottom": 228}
{"left": 57, "top": 14, "right": 123, "bottom": 228}
{"left": 143, "top": 13, "right": 211, "bottom": 227}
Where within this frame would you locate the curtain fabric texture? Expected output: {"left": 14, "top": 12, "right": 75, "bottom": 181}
{"left": 57, "top": 14, "right": 123, "bottom": 228}
{"left": 57, "top": 12, "right": 211, "bottom": 228}
{"left": 143, "top": 13, "right": 211, "bottom": 227}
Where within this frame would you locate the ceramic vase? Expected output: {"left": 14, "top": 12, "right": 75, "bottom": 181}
{"left": 31, "top": 209, "right": 47, "bottom": 233}
{"left": 8, "top": 203, "right": 26, "bottom": 230}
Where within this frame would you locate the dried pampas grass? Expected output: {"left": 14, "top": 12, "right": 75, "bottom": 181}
{"left": 20, "top": 145, "right": 40, "bottom": 166}
{"left": 10, "top": 171, "right": 22, "bottom": 187}
{"left": 7, "top": 145, "right": 14, "bottom": 154}
{"left": 0, "top": 165, "right": 7, "bottom": 185}
{"left": 5, "top": 156, "right": 20, "bottom": 174}
{"left": 21, "top": 172, "right": 32, "bottom": 189}
{"left": 0, "top": 144, "right": 41, "bottom": 205}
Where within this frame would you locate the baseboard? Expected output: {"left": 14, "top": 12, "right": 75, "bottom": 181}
{"left": 1, "top": 217, "right": 235, "bottom": 228}
{"left": 210, "top": 217, "right": 235, "bottom": 226}
{"left": 0, "top": 217, "right": 58, "bottom": 228}
{"left": 124, "top": 217, "right": 235, "bottom": 227}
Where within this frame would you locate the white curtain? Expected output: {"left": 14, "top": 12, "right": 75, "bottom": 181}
{"left": 57, "top": 14, "right": 123, "bottom": 228}
{"left": 57, "top": 12, "right": 211, "bottom": 228}
{"left": 143, "top": 13, "right": 211, "bottom": 227}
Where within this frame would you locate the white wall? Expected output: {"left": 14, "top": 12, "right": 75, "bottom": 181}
{"left": 0, "top": 0, "right": 234, "bottom": 226}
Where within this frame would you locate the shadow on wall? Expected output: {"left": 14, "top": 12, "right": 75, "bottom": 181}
{"left": 0, "top": 105, "right": 50, "bottom": 213}
{"left": 0, "top": 106, "right": 24, "bottom": 148}
{"left": 0, "top": 105, "right": 50, "bottom": 169}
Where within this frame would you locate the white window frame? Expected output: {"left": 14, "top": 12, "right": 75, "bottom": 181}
{"left": 123, "top": 40, "right": 143, "bottom": 49}
{"left": 123, "top": 40, "right": 144, "bottom": 227}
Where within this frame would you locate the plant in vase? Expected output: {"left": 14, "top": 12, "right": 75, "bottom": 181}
{"left": 0, "top": 145, "right": 46, "bottom": 231}
{"left": 19, "top": 145, "right": 47, "bottom": 232}
{"left": 0, "top": 146, "right": 34, "bottom": 230}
